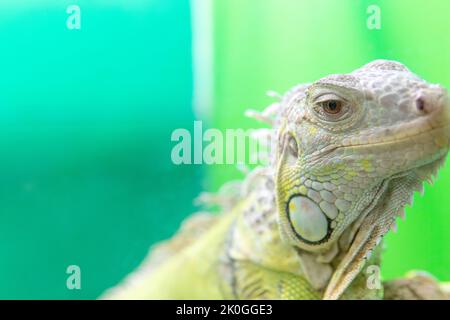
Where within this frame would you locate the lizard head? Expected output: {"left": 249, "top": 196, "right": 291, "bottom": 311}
{"left": 274, "top": 60, "right": 450, "bottom": 299}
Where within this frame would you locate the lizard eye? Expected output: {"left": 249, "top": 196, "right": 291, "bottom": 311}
{"left": 321, "top": 100, "right": 342, "bottom": 114}
{"left": 312, "top": 94, "right": 350, "bottom": 121}
{"left": 307, "top": 87, "right": 362, "bottom": 130}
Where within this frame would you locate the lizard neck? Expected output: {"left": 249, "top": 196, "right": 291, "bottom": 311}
{"left": 226, "top": 167, "right": 385, "bottom": 296}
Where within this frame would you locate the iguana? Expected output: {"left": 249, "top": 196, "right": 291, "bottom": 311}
{"left": 103, "top": 60, "right": 450, "bottom": 300}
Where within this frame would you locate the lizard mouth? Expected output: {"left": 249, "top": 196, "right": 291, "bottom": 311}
{"left": 339, "top": 123, "right": 450, "bottom": 158}
{"left": 305, "top": 123, "right": 450, "bottom": 170}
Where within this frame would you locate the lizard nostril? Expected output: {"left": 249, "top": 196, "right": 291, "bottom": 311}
{"left": 416, "top": 97, "right": 426, "bottom": 113}
{"left": 414, "top": 91, "right": 446, "bottom": 115}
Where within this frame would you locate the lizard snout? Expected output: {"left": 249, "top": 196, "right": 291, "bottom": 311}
{"left": 415, "top": 86, "right": 449, "bottom": 116}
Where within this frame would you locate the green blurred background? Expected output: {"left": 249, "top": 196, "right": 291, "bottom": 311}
{"left": 0, "top": 0, "right": 448, "bottom": 299}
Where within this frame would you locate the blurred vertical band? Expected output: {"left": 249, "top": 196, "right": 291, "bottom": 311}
{"left": 191, "top": 0, "right": 213, "bottom": 122}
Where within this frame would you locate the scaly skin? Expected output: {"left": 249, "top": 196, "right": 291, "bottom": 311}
{"left": 103, "top": 60, "right": 450, "bottom": 300}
